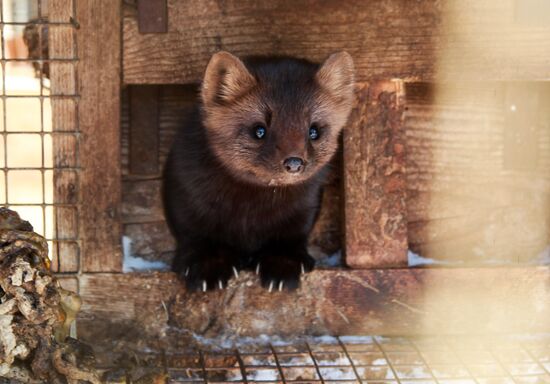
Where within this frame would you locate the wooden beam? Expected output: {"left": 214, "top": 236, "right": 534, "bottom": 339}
{"left": 129, "top": 85, "right": 160, "bottom": 175}
{"left": 76, "top": 267, "right": 550, "bottom": 345}
{"left": 122, "top": 0, "right": 550, "bottom": 85}
{"left": 77, "top": 0, "right": 122, "bottom": 272}
{"left": 343, "top": 82, "right": 407, "bottom": 268}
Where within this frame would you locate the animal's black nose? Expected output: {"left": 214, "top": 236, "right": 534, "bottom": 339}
{"left": 283, "top": 157, "right": 305, "bottom": 173}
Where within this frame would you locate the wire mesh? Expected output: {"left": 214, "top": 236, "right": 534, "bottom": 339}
{"left": 97, "top": 335, "right": 550, "bottom": 383}
{"left": 0, "top": 0, "right": 80, "bottom": 273}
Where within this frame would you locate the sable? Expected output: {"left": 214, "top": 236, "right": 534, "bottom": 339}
{"left": 163, "top": 51, "right": 354, "bottom": 291}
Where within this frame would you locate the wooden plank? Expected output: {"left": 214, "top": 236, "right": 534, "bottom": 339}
{"left": 343, "top": 81, "right": 407, "bottom": 268}
{"left": 76, "top": 267, "right": 550, "bottom": 345}
{"left": 405, "top": 82, "right": 550, "bottom": 264}
{"left": 122, "top": 0, "right": 550, "bottom": 84}
{"left": 129, "top": 85, "right": 160, "bottom": 175}
{"left": 76, "top": 0, "right": 122, "bottom": 272}
{"left": 137, "top": 0, "right": 168, "bottom": 33}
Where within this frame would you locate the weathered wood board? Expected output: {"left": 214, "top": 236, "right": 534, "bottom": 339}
{"left": 76, "top": 267, "right": 550, "bottom": 349}
{"left": 77, "top": 0, "right": 122, "bottom": 272}
{"left": 405, "top": 82, "right": 550, "bottom": 264}
{"left": 343, "top": 82, "right": 407, "bottom": 268}
{"left": 122, "top": 0, "right": 550, "bottom": 85}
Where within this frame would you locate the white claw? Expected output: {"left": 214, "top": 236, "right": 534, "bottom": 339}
{"left": 202, "top": 280, "right": 207, "bottom": 292}
{"left": 268, "top": 281, "right": 274, "bottom": 293}
{"left": 232, "top": 266, "right": 239, "bottom": 279}
{"left": 256, "top": 263, "right": 260, "bottom": 275}
{"left": 278, "top": 281, "right": 284, "bottom": 292}
{"left": 185, "top": 267, "right": 190, "bottom": 277}
{"left": 301, "top": 263, "right": 305, "bottom": 275}
{"left": 218, "top": 280, "right": 224, "bottom": 290}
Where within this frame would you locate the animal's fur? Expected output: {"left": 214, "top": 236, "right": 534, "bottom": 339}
{"left": 163, "top": 51, "right": 354, "bottom": 291}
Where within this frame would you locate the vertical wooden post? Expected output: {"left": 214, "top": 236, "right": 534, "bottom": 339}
{"left": 77, "top": 0, "right": 122, "bottom": 272}
{"left": 343, "top": 81, "right": 408, "bottom": 268}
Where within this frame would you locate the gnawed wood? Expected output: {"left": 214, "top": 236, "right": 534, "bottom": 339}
{"left": 77, "top": 0, "right": 122, "bottom": 272}
{"left": 343, "top": 82, "right": 407, "bottom": 268}
{"left": 77, "top": 267, "right": 550, "bottom": 348}
{"left": 0, "top": 208, "right": 98, "bottom": 383}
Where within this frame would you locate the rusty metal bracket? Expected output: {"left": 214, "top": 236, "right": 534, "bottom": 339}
{"left": 137, "top": 0, "right": 168, "bottom": 34}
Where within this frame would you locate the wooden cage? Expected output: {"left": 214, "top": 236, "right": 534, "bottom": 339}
{"left": 4, "top": 0, "right": 550, "bottom": 350}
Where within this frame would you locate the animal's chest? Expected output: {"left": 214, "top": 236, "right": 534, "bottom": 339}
{"left": 213, "top": 189, "right": 299, "bottom": 228}
{"left": 196, "top": 185, "right": 313, "bottom": 248}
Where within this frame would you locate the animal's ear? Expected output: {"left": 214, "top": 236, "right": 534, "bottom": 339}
{"left": 201, "top": 51, "right": 256, "bottom": 106}
{"left": 316, "top": 51, "right": 355, "bottom": 102}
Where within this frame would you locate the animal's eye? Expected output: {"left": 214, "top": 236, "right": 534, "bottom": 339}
{"left": 254, "top": 125, "right": 266, "bottom": 139}
{"left": 309, "top": 125, "right": 319, "bottom": 140}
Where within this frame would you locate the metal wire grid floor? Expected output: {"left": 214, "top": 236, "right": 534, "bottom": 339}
{"left": 108, "top": 335, "right": 550, "bottom": 384}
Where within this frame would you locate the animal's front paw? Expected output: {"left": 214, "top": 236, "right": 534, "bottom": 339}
{"left": 256, "top": 251, "right": 314, "bottom": 292}
{"left": 177, "top": 256, "right": 240, "bottom": 292}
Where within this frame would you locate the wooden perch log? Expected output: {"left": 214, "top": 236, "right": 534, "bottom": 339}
{"left": 77, "top": 267, "right": 550, "bottom": 351}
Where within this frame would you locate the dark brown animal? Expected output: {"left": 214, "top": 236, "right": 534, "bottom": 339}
{"left": 163, "top": 51, "right": 354, "bottom": 291}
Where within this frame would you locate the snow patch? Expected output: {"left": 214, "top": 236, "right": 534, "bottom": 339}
{"left": 122, "top": 236, "right": 169, "bottom": 273}
{"left": 317, "top": 250, "right": 342, "bottom": 267}
{"left": 407, "top": 250, "right": 452, "bottom": 266}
